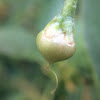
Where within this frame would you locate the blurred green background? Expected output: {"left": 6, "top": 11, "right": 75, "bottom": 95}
{"left": 0, "top": 0, "right": 100, "bottom": 100}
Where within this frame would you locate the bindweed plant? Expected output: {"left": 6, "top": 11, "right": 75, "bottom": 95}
{"left": 36, "top": 0, "right": 79, "bottom": 94}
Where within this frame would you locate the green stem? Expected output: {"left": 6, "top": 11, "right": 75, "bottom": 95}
{"left": 60, "top": 0, "right": 79, "bottom": 34}
{"left": 61, "top": 0, "right": 78, "bottom": 18}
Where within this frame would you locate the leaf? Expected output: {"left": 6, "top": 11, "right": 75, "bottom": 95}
{"left": 0, "top": 25, "right": 45, "bottom": 64}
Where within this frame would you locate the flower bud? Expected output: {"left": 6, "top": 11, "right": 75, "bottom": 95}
{"left": 36, "top": 15, "right": 76, "bottom": 63}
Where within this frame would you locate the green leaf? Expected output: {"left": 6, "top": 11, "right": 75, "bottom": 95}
{"left": 0, "top": 25, "right": 45, "bottom": 64}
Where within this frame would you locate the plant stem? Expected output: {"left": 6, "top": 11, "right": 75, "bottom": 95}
{"left": 60, "top": 0, "right": 79, "bottom": 34}
{"left": 61, "top": 0, "right": 78, "bottom": 18}
{"left": 50, "top": 68, "right": 58, "bottom": 95}
{"left": 47, "top": 64, "right": 58, "bottom": 95}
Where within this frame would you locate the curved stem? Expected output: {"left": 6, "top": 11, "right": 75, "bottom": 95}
{"left": 50, "top": 68, "right": 58, "bottom": 95}
{"left": 47, "top": 64, "right": 58, "bottom": 95}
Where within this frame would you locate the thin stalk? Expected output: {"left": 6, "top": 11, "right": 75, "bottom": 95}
{"left": 50, "top": 69, "right": 58, "bottom": 95}
{"left": 61, "top": 0, "right": 79, "bottom": 18}
{"left": 47, "top": 64, "right": 58, "bottom": 95}
{"left": 60, "top": 0, "right": 79, "bottom": 34}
